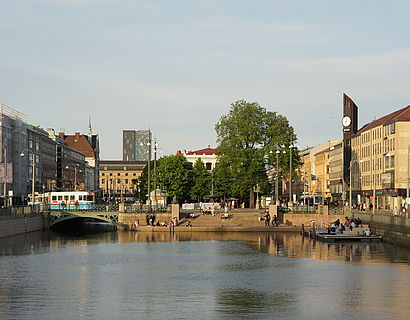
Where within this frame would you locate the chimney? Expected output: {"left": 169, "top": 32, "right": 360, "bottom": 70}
{"left": 58, "top": 132, "right": 65, "bottom": 139}
{"left": 75, "top": 132, "right": 81, "bottom": 140}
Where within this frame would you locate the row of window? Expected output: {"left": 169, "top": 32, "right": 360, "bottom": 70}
{"left": 353, "top": 123, "right": 395, "bottom": 148}
{"left": 101, "top": 172, "right": 137, "bottom": 176}
{"left": 101, "top": 179, "right": 136, "bottom": 184}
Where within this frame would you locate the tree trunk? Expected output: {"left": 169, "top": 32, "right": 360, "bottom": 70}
{"left": 249, "top": 190, "right": 255, "bottom": 209}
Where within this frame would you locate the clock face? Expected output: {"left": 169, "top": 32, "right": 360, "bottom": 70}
{"left": 342, "top": 116, "right": 351, "bottom": 127}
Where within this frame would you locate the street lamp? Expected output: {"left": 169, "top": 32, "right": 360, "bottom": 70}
{"left": 289, "top": 143, "right": 297, "bottom": 204}
{"left": 140, "top": 131, "right": 152, "bottom": 208}
{"left": 20, "top": 149, "right": 35, "bottom": 207}
{"left": 274, "top": 145, "right": 286, "bottom": 205}
{"left": 349, "top": 158, "right": 364, "bottom": 210}
{"left": 2, "top": 145, "right": 7, "bottom": 208}
{"left": 65, "top": 163, "right": 81, "bottom": 191}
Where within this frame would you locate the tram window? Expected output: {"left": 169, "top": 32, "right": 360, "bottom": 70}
{"left": 70, "top": 195, "right": 75, "bottom": 200}
{"left": 79, "top": 195, "right": 83, "bottom": 201}
{"left": 58, "top": 196, "right": 63, "bottom": 200}
{"left": 64, "top": 196, "right": 69, "bottom": 201}
{"left": 87, "top": 195, "right": 93, "bottom": 201}
{"left": 52, "top": 196, "right": 57, "bottom": 201}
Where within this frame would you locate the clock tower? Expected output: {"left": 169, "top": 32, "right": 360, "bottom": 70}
{"left": 342, "top": 93, "right": 358, "bottom": 187}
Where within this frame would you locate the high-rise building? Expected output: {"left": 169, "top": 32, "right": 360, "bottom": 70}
{"left": 123, "top": 130, "right": 151, "bottom": 161}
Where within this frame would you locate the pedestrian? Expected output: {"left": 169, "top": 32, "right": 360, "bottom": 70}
{"left": 265, "top": 213, "right": 270, "bottom": 226}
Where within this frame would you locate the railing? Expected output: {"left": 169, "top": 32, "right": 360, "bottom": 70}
{"left": 124, "top": 204, "right": 170, "bottom": 213}
{"left": 288, "top": 206, "right": 317, "bottom": 214}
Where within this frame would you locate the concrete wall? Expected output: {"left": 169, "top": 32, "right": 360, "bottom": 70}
{"left": 352, "top": 212, "right": 410, "bottom": 246}
{"left": 0, "top": 215, "right": 46, "bottom": 238}
{"left": 119, "top": 212, "right": 173, "bottom": 227}
{"left": 282, "top": 213, "right": 346, "bottom": 228}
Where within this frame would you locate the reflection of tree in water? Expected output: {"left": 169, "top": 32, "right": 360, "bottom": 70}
{"left": 216, "top": 289, "right": 296, "bottom": 318}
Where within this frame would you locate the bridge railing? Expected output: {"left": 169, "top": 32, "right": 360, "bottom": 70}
{"left": 124, "top": 204, "right": 170, "bottom": 214}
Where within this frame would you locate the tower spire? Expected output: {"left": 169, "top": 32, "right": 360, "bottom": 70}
{"left": 88, "top": 116, "right": 93, "bottom": 144}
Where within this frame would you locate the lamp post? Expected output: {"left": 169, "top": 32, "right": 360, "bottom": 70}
{"left": 154, "top": 139, "right": 157, "bottom": 209}
{"left": 275, "top": 149, "right": 280, "bottom": 204}
{"left": 349, "top": 158, "right": 363, "bottom": 210}
{"left": 274, "top": 145, "right": 286, "bottom": 205}
{"left": 2, "top": 145, "right": 7, "bottom": 208}
{"left": 407, "top": 145, "right": 410, "bottom": 218}
{"left": 20, "top": 149, "right": 35, "bottom": 207}
{"left": 65, "top": 163, "right": 81, "bottom": 191}
{"left": 141, "top": 131, "right": 152, "bottom": 209}
{"left": 289, "top": 144, "right": 296, "bottom": 204}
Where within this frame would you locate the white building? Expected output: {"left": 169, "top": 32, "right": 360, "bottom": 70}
{"left": 178, "top": 145, "right": 217, "bottom": 170}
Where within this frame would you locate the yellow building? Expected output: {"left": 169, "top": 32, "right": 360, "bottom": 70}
{"left": 99, "top": 160, "right": 146, "bottom": 201}
{"left": 351, "top": 105, "right": 410, "bottom": 210}
{"left": 300, "top": 141, "right": 340, "bottom": 199}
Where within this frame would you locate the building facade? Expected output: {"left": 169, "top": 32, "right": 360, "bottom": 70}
{"left": 351, "top": 105, "right": 410, "bottom": 211}
{"left": 27, "top": 125, "right": 57, "bottom": 194}
{"left": 123, "top": 129, "right": 151, "bottom": 161}
{"left": 329, "top": 142, "right": 344, "bottom": 202}
{"left": 300, "top": 141, "right": 340, "bottom": 198}
{"left": 59, "top": 127, "right": 100, "bottom": 193}
{"left": 0, "top": 103, "right": 28, "bottom": 203}
{"left": 178, "top": 146, "right": 217, "bottom": 170}
{"left": 99, "top": 160, "right": 146, "bottom": 202}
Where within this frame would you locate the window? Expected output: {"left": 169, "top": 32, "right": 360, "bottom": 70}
{"left": 118, "top": 173, "right": 121, "bottom": 176}
{"left": 110, "top": 173, "right": 112, "bottom": 176}
{"left": 102, "top": 173, "right": 105, "bottom": 176}
{"left": 64, "top": 195, "right": 69, "bottom": 201}
{"left": 125, "top": 179, "right": 128, "bottom": 183}
{"left": 52, "top": 196, "right": 57, "bottom": 201}
{"left": 117, "top": 179, "right": 121, "bottom": 183}
{"left": 58, "top": 195, "right": 62, "bottom": 200}
{"left": 125, "top": 173, "right": 128, "bottom": 176}
{"left": 29, "top": 140, "right": 33, "bottom": 148}
{"left": 390, "top": 155, "right": 395, "bottom": 168}
{"left": 390, "top": 122, "right": 395, "bottom": 134}
{"left": 206, "top": 162, "right": 212, "bottom": 170}
{"left": 79, "top": 195, "right": 83, "bottom": 200}
{"left": 102, "top": 179, "right": 105, "bottom": 183}
{"left": 385, "top": 157, "right": 389, "bottom": 169}
{"left": 70, "top": 195, "right": 75, "bottom": 200}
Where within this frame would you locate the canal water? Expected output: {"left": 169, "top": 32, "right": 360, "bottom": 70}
{"left": 0, "top": 231, "right": 409, "bottom": 320}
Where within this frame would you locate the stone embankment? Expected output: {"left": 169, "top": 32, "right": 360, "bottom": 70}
{"left": 120, "top": 209, "right": 301, "bottom": 232}
{"left": 352, "top": 212, "right": 410, "bottom": 246}
{"left": 0, "top": 208, "right": 47, "bottom": 239}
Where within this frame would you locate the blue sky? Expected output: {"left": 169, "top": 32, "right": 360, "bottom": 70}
{"left": 1, "top": 0, "right": 409, "bottom": 158}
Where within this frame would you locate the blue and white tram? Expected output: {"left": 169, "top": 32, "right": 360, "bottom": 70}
{"left": 49, "top": 191, "right": 95, "bottom": 210}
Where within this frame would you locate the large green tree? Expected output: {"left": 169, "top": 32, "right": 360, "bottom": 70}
{"left": 215, "top": 99, "right": 300, "bottom": 206}
{"left": 156, "top": 155, "right": 194, "bottom": 203}
{"left": 190, "top": 159, "right": 211, "bottom": 201}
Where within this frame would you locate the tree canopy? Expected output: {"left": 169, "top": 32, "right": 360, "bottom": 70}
{"left": 215, "top": 99, "right": 300, "bottom": 205}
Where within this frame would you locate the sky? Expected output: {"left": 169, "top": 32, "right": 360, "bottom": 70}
{"left": 1, "top": 0, "right": 409, "bottom": 159}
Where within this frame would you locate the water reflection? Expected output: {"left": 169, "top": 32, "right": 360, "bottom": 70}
{"left": 1, "top": 231, "right": 410, "bottom": 264}
{"left": 0, "top": 231, "right": 410, "bottom": 320}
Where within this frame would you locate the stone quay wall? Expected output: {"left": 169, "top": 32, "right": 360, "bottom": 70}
{"left": 282, "top": 213, "right": 346, "bottom": 228}
{"left": 352, "top": 212, "right": 410, "bottom": 247}
{"left": 0, "top": 215, "right": 47, "bottom": 239}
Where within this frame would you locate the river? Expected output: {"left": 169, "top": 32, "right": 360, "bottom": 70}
{"left": 0, "top": 230, "right": 409, "bottom": 320}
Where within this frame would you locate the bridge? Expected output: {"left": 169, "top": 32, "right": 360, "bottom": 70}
{"left": 48, "top": 210, "right": 119, "bottom": 226}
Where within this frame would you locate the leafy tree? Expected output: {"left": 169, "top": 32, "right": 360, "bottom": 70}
{"left": 215, "top": 99, "right": 300, "bottom": 206}
{"left": 190, "top": 159, "right": 211, "bottom": 201}
{"left": 156, "top": 155, "right": 194, "bottom": 203}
